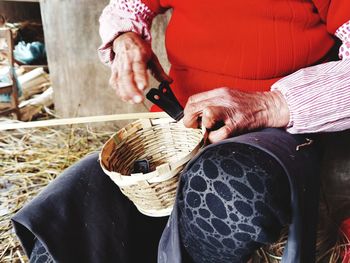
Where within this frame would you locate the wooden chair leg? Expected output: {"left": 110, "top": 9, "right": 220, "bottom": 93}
{"left": 11, "top": 87, "right": 21, "bottom": 120}
{"left": 15, "top": 107, "right": 21, "bottom": 120}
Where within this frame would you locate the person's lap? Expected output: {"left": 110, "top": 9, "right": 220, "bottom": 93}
{"left": 12, "top": 128, "right": 320, "bottom": 263}
{"left": 12, "top": 152, "right": 168, "bottom": 263}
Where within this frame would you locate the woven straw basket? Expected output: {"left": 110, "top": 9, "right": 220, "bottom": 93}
{"left": 99, "top": 117, "right": 206, "bottom": 217}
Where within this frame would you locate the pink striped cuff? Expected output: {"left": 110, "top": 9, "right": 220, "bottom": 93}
{"left": 271, "top": 60, "right": 350, "bottom": 134}
{"left": 98, "top": 0, "right": 156, "bottom": 66}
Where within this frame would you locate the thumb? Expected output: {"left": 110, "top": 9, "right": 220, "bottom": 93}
{"left": 202, "top": 106, "right": 226, "bottom": 131}
{"left": 208, "top": 125, "right": 234, "bottom": 143}
{"left": 148, "top": 52, "right": 173, "bottom": 83}
{"left": 202, "top": 106, "right": 234, "bottom": 143}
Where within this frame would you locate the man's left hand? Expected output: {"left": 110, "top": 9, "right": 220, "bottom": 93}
{"left": 183, "top": 88, "right": 290, "bottom": 143}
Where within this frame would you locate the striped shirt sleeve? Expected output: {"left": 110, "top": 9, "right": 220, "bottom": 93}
{"left": 271, "top": 20, "right": 350, "bottom": 134}
{"left": 98, "top": 0, "right": 157, "bottom": 66}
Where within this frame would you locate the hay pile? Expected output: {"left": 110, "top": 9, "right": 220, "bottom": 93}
{"left": 0, "top": 123, "right": 115, "bottom": 262}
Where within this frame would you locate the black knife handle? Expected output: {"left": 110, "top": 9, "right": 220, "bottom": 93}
{"left": 146, "top": 81, "right": 184, "bottom": 121}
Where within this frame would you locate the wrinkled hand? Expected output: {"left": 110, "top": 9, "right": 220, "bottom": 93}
{"left": 109, "top": 32, "right": 172, "bottom": 103}
{"left": 183, "top": 88, "right": 290, "bottom": 143}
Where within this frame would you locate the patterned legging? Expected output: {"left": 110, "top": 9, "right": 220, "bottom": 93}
{"left": 178, "top": 142, "right": 291, "bottom": 263}
{"left": 30, "top": 239, "right": 53, "bottom": 263}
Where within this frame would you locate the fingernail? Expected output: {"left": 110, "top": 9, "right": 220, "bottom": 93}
{"left": 137, "top": 82, "right": 145, "bottom": 91}
{"left": 133, "top": 95, "right": 142, "bottom": 103}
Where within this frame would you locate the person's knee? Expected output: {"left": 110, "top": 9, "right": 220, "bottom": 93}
{"left": 179, "top": 141, "right": 282, "bottom": 199}
{"left": 178, "top": 142, "right": 291, "bottom": 244}
{"left": 37, "top": 152, "right": 106, "bottom": 199}
{"left": 59, "top": 152, "right": 102, "bottom": 180}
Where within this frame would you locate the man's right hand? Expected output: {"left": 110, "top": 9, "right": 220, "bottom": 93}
{"left": 110, "top": 32, "right": 172, "bottom": 104}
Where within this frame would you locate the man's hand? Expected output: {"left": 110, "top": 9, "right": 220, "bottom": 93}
{"left": 110, "top": 32, "right": 172, "bottom": 103}
{"left": 183, "top": 88, "right": 290, "bottom": 143}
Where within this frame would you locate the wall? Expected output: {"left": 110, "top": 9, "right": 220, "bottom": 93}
{"left": 0, "top": 1, "right": 41, "bottom": 22}
{"left": 40, "top": 0, "right": 170, "bottom": 120}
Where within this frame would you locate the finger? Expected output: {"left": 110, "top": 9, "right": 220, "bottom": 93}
{"left": 109, "top": 70, "right": 131, "bottom": 103}
{"left": 208, "top": 124, "right": 234, "bottom": 143}
{"left": 109, "top": 61, "right": 119, "bottom": 91}
{"left": 113, "top": 83, "right": 129, "bottom": 103}
{"left": 202, "top": 106, "right": 226, "bottom": 130}
{"left": 188, "top": 87, "right": 229, "bottom": 104}
{"left": 183, "top": 100, "right": 214, "bottom": 128}
{"left": 109, "top": 73, "right": 118, "bottom": 91}
{"left": 132, "top": 61, "right": 148, "bottom": 91}
{"left": 148, "top": 53, "right": 173, "bottom": 83}
{"left": 117, "top": 59, "right": 143, "bottom": 103}
{"left": 118, "top": 72, "right": 143, "bottom": 103}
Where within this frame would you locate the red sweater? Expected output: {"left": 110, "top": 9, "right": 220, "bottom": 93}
{"left": 141, "top": 0, "right": 350, "bottom": 106}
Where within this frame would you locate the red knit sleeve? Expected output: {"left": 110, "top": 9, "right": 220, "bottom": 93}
{"left": 326, "top": 0, "right": 350, "bottom": 34}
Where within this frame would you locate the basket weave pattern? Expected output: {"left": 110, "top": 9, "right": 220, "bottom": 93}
{"left": 100, "top": 118, "right": 205, "bottom": 217}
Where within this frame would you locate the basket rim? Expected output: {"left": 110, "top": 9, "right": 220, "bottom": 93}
{"left": 99, "top": 117, "right": 206, "bottom": 186}
{"left": 135, "top": 205, "right": 173, "bottom": 217}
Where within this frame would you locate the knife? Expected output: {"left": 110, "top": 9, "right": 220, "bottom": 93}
{"left": 146, "top": 81, "right": 184, "bottom": 121}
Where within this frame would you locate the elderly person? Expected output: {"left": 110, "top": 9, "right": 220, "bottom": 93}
{"left": 12, "top": 0, "right": 350, "bottom": 263}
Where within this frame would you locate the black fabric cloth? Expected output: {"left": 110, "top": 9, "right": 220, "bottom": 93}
{"left": 177, "top": 142, "right": 291, "bottom": 263}
{"left": 12, "top": 152, "right": 168, "bottom": 263}
{"left": 12, "top": 128, "right": 320, "bottom": 263}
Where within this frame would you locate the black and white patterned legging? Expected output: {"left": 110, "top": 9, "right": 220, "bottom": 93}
{"left": 177, "top": 142, "right": 291, "bottom": 263}
{"left": 30, "top": 239, "right": 53, "bottom": 263}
